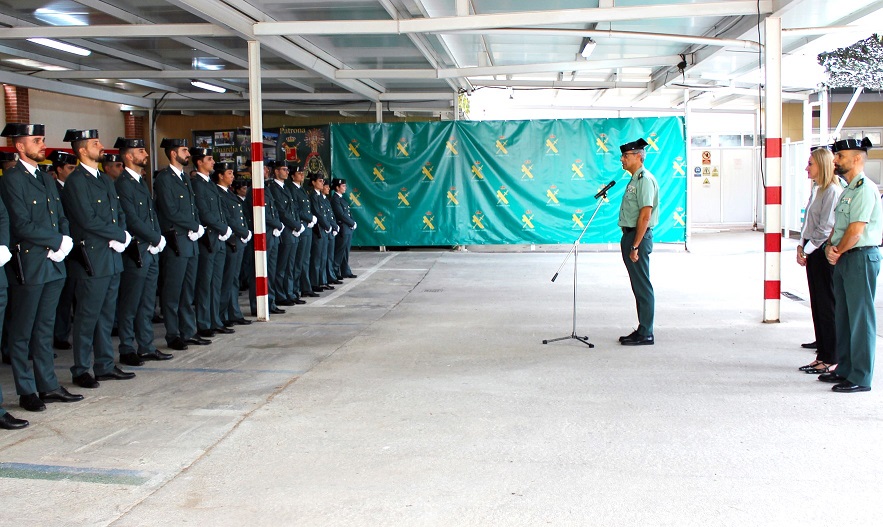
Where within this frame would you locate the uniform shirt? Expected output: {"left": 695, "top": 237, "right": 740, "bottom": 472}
{"left": 618, "top": 167, "right": 659, "bottom": 228}
{"left": 831, "top": 172, "right": 883, "bottom": 247}
{"left": 800, "top": 182, "right": 842, "bottom": 254}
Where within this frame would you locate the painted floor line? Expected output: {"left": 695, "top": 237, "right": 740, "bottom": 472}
{"left": 0, "top": 462, "right": 155, "bottom": 486}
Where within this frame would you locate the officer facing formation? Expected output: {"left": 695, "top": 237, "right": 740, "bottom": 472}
{"left": 821, "top": 138, "right": 883, "bottom": 393}
{"left": 617, "top": 138, "right": 659, "bottom": 347}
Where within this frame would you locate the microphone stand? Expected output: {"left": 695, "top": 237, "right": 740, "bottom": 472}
{"left": 542, "top": 189, "right": 612, "bottom": 347}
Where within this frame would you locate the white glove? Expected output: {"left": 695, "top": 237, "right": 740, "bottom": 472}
{"left": 333, "top": 228, "right": 339, "bottom": 236}
{"left": 297, "top": 224, "right": 306, "bottom": 236}
{"left": 123, "top": 231, "right": 132, "bottom": 248}
{"left": 59, "top": 235, "right": 74, "bottom": 256}
{"left": 325, "top": 226, "right": 332, "bottom": 234}
{"left": 0, "top": 245, "right": 11, "bottom": 267}
{"left": 308, "top": 215, "right": 317, "bottom": 228}
{"left": 47, "top": 249, "right": 65, "bottom": 262}
{"left": 109, "top": 239, "right": 126, "bottom": 253}
{"left": 272, "top": 228, "right": 282, "bottom": 238}
{"left": 219, "top": 226, "right": 233, "bottom": 242}
{"left": 148, "top": 244, "right": 160, "bottom": 255}
{"left": 242, "top": 230, "right": 252, "bottom": 244}
{"left": 353, "top": 222, "right": 357, "bottom": 230}
{"left": 196, "top": 225, "right": 205, "bottom": 239}
{"left": 292, "top": 228, "right": 301, "bottom": 238}
{"left": 157, "top": 235, "right": 167, "bottom": 252}
{"left": 187, "top": 230, "right": 199, "bottom": 241}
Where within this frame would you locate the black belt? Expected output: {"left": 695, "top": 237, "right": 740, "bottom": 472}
{"left": 622, "top": 227, "right": 652, "bottom": 234}
{"left": 845, "top": 245, "right": 877, "bottom": 254}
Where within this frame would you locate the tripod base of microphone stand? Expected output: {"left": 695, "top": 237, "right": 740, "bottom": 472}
{"left": 542, "top": 333, "right": 594, "bottom": 347}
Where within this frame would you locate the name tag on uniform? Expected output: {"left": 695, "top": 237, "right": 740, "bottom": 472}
{"left": 627, "top": 185, "right": 637, "bottom": 194}
{"left": 841, "top": 197, "right": 852, "bottom": 204}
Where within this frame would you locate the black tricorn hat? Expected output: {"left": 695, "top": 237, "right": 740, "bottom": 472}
{"left": 63, "top": 129, "right": 99, "bottom": 142}
{"left": 1, "top": 123, "right": 45, "bottom": 137}
{"left": 331, "top": 178, "right": 346, "bottom": 188}
{"left": 308, "top": 171, "right": 325, "bottom": 182}
{"left": 103, "top": 153, "right": 122, "bottom": 163}
{"left": 189, "top": 147, "right": 212, "bottom": 158}
{"left": 231, "top": 179, "right": 249, "bottom": 191}
{"left": 114, "top": 137, "right": 145, "bottom": 150}
{"left": 159, "top": 138, "right": 188, "bottom": 149}
{"left": 47, "top": 150, "right": 77, "bottom": 166}
{"left": 214, "top": 161, "right": 235, "bottom": 173}
{"left": 0, "top": 151, "right": 16, "bottom": 162}
{"left": 286, "top": 162, "right": 301, "bottom": 172}
{"left": 264, "top": 159, "right": 277, "bottom": 169}
{"left": 619, "top": 138, "right": 649, "bottom": 154}
{"left": 831, "top": 137, "right": 873, "bottom": 153}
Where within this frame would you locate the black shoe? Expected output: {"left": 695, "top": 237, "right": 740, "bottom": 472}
{"left": 1, "top": 354, "right": 9, "bottom": 365}
{"left": 39, "top": 386, "right": 84, "bottom": 403}
{"left": 344, "top": 274, "right": 358, "bottom": 279}
{"left": 277, "top": 299, "right": 295, "bottom": 306}
{"left": 270, "top": 307, "right": 286, "bottom": 314}
{"left": 140, "top": 350, "right": 174, "bottom": 361}
{"left": 618, "top": 330, "right": 638, "bottom": 343}
{"left": 322, "top": 285, "right": 335, "bottom": 290}
{"left": 53, "top": 339, "right": 72, "bottom": 350}
{"left": 832, "top": 382, "right": 871, "bottom": 393}
{"left": 329, "top": 280, "right": 343, "bottom": 285}
{"left": 227, "top": 318, "right": 252, "bottom": 326}
{"left": 818, "top": 372, "right": 845, "bottom": 383}
{"left": 111, "top": 327, "right": 119, "bottom": 337}
{"left": 95, "top": 366, "right": 136, "bottom": 381}
{"left": 0, "top": 412, "right": 29, "bottom": 430}
{"left": 119, "top": 353, "right": 145, "bottom": 367}
{"left": 304, "top": 292, "right": 320, "bottom": 298}
{"left": 168, "top": 337, "right": 189, "bottom": 351}
{"left": 73, "top": 373, "right": 100, "bottom": 389}
{"left": 197, "top": 329, "right": 217, "bottom": 338}
{"left": 185, "top": 336, "right": 211, "bottom": 346}
{"left": 293, "top": 298, "right": 306, "bottom": 305}
{"left": 621, "top": 334, "right": 654, "bottom": 346}
{"left": 213, "top": 326, "right": 235, "bottom": 334}
{"left": 801, "top": 341, "right": 818, "bottom": 349}
{"left": 19, "top": 393, "right": 46, "bottom": 412}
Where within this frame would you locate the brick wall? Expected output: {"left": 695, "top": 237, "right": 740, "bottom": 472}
{"left": 3, "top": 85, "right": 29, "bottom": 146}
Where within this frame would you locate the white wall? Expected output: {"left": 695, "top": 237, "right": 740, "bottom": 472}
{"left": 28, "top": 89, "right": 126, "bottom": 149}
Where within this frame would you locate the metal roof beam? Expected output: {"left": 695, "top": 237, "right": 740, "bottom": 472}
{"left": 0, "top": 69, "right": 149, "bottom": 108}
{"left": 0, "top": 24, "right": 232, "bottom": 39}
{"left": 33, "top": 69, "right": 313, "bottom": 80}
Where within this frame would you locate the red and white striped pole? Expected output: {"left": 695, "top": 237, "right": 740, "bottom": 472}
{"left": 763, "top": 16, "right": 782, "bottom": 323}
{"left": 248, "top": 40, "right": 269, "bottom": 321}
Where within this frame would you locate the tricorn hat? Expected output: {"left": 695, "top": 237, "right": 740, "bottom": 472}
{"left": 159, "top": 138, "right": 188, "bottom": 149}
{"left": 1, "top": 123, "right": 45, "bottom": 138}
{"left": 308, "top": 171, "right": 325, "bottom": 183}
{"left": 63, "top": 129, "right": 99, "bottom": 142}
{"left": 47, "top": 150, "right": 77, "bottom": 166}
{"left": 265, "top": 159, "right": 278, "bottom": 169}
{"left": 103, "top": 153, "right": 122, "bottom": 164}
{"left": 619, "top": 138, "right": 649, "bottom": 154}
{"left": 114, "top": 137, "right": 145, "bottom": 150}
{"left": 0, "top": 151, "right": 16, "bottom": 162}
{"left": 189, "top": 147, "right": 212, "bottom": 158}
{"left": 331, "top": 178, "right": 346, "bottom": 188}
{"left": 831, "top": 137, "right": 873, "bottom": 153}
{"left": 214, "top": 161, "right": 235, "bottom": 173}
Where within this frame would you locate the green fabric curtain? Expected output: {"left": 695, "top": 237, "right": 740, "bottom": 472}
{"left": 331, "top": 117, "right": 687, "bottom": 246}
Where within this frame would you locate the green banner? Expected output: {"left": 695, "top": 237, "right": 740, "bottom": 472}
{"left": 331, "top": 117, "right": 686, "bottom": 246}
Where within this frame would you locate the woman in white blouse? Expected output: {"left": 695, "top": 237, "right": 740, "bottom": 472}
{"left": 796, "top": 147, "right": 841, "bottom": 374}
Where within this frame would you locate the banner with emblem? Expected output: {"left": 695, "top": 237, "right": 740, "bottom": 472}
{"left": 331, "top": 117, "right": 686, "bottom": 246}
{"left": 273, "top": 125, "right": 331, "bottom": 178}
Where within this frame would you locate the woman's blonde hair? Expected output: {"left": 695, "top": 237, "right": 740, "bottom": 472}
{"left": 811, "top": 147, "right": 837, "bottom": 190}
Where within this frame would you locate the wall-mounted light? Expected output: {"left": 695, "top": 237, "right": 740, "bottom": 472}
{"left": 27, "top": 38, "right": 91, "bottom": 56}
{"left": 191, "top": 80, "right": 227, "bottom": 93}
{"left": 581, "top": 38, "right": 597, "bottom": 59}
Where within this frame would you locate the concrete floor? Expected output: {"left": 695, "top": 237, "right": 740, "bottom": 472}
{"left": 1, "top": 230, "right": 881, "bottom": 526}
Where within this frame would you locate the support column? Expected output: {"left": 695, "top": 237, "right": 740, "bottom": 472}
{"left": 3, "top": 85, "right": 29, "bottom": 146}
{"left": 124, "top": 112, "right": 145, "bottom": 139}
{"left": 763, "top": 16, "right": 782, "bottom": 323}
{"left": 248, "top": 40, "right": 269, "bottom": 321}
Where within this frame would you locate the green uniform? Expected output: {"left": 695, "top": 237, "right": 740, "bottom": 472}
{"left": 618, "top": 167, "right": 659, "bottom": 337}
{"left": 830, "top": 172, "right": 882, "bottom": 387}
{"left": 192, "top": 174, "right": 228, "bottom": 332}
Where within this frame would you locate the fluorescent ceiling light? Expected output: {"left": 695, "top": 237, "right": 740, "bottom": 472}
{"left": 34, "top": 8, "right": 88, "bottom": 26}
{"left": 28, "top": 38, "right": 91, "bottom": 56}
{"left": 191, "top": 80, "right": 227, "bottom": 93}
{"left": 581, "top": 38, "right": 597, "bottom": 58}
{"left": 4, "top": 58, "right": 70, "bottom": 71}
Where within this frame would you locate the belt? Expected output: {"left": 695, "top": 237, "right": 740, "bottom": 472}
{"left": 845, "top": 245, "right": 877, "bottom": 254}
{"left": 622, "top": 227, "right": 652, "bottom": 234}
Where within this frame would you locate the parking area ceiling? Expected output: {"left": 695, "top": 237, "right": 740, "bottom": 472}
{"left": 0, "top": 0, "right": 881, "bottom": 117}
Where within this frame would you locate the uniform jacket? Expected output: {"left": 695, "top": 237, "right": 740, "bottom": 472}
{"left": 192, "top": 175, "right": 229, "bottom": 253}
{"left": 330, "top": 192, "right": 355, "bottom": 230}
{"left": 219, "top": 186, "right": 250, "bottom": 240}
{"left": 246, "top": 182, "right": 284, "bottom": 234}
{"left": 309, "top": 188, "right": 331, "bottom": 235}
{"left": 288, "top": 181, "right": 314, "bottom": 226}
{"left": 268, "top": 180, "right": 302, "bottom": 234}
{"left": 153, "top": 166, "right": 200, "bottom": 258}
{"left": 0, "top": 160, "right": 68, "bottom": 285}
{"left": 115, "top": 169, "right": 162, "bottom": 270}
{"left": 61, "top": 164, "right": 127, "bottom": 278}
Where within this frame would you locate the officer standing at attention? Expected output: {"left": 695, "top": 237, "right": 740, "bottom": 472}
{"left": 191, "top": 147, "right": 232, "bottom": 340}
{"left": 1, "top": 197, "right": 30, "bottom": 429}
{"left": 102, "top": 153, "right": 124, "bottom": 180}
{"left": 308, "top": 173, "right": 332, "bottom": 291}
{"left": 617, "top": 138, "right": 659, "bottom": 346}
{"left": 247, "top": 162, "right": 286, "bottom": 316}
{"left": 114, "top": 137, "right": 172, "bottom": 366}
{"left": 153, "top": 138, "right": 205, "bottom": 351}
{"left": 62, "top": 129, "right": 136, "bottom": 388}
{"left": 822, "top": 138, "right": 882, "bottom": 393}
{"left": 47, "top": 150, "right": 79, "bottom": 351}
{"left": 289, "top": 168, "right": 317, "bottom": 298}
{"left": 321, "top": 180, "right": 342, "bottom": 286}
{"left": 268, "top": 161, "right": 302, "bottom": 307}
{"left": 214, "top": 162, "right": 252, "bottom": 326}
{"left": 330, "top": 178, "right": 358, "bottom": 279}
{"left": 0, "top": 123, "right": 82, "bottom": 410}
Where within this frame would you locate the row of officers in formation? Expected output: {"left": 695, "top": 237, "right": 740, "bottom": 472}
{"left": 0, "top": 122, "right": 358, "bottom": 430}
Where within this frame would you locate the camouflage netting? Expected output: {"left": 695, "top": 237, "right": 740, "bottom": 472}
{"left": 818, "top": 34, "right": 883, "bottom": 89}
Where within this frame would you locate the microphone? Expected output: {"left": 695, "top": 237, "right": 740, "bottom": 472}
{"left": 594, "top": 180, "right": 616, "bottom": 199}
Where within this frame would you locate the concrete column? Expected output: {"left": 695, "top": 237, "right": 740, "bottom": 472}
{"left": 248, "top": 40, "right": 269, "bottom": 321}
{"left": 763, "top": 16, "right": 782, "bottom": 323}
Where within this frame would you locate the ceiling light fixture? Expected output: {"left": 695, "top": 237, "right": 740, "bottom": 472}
{"left": 581, "top": 38, "right": 597, "bottom": 58}
{"left": 5, "top": 58, "right": 70, "bottom": 71}
{"left": 27, "top": 38, "right": 91, "bottom": 56}
{"left": 34, "top": 8, "right": 87, "bottom": 26}
{"left": 191, "top": 80, "right": 227, "bottom": 93}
